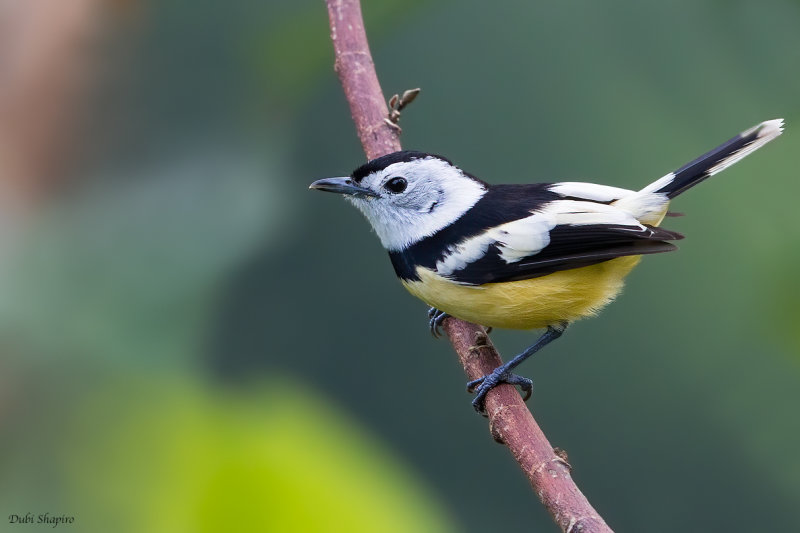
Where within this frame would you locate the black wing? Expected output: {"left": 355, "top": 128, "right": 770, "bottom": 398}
{"left": 443, "top": 223, "right": 682, "bottom": 285}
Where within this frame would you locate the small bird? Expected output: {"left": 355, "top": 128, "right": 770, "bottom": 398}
{"left": 310, "top": 119, "right": 783, "bottom": 413}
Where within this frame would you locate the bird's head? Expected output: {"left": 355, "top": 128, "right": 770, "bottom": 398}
{"left": 310, "top": 151, "right": 487, "bottom": 251}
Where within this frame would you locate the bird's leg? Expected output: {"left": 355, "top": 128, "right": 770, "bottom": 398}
{"left": 427, "top": 307, "right": 450, "bottom": 338}
{"left": 467, "top": 322, "right": 568, "bottom": 415}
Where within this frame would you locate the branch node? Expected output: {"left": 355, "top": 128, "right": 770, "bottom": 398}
{"left": 566, "top": 516, "right": 604, "bottom": 533}
{"left": 473, "top": 330, "right": 489, "bottom": 346}
{"left": 488, "top": 404, "right": 510, "bottom": 443}
{"left": 383, "top": 117, "right": 402, "bottom": 132}
{"left": 468, "top": 329, "right": 491, "bottom": 354}
{"left": 553, "top": 446, "right": 572, "bottom": 471}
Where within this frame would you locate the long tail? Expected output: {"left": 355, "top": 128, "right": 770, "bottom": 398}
{"left": 639, "top": 119, "right": 784, "bottom": 199}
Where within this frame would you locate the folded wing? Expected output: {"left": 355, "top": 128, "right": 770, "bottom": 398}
{"left": 436, "top": 199, "right": 683, "bottom": 285}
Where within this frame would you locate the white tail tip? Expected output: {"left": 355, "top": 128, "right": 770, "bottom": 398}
{"left": 705, "top": 118, "right": 785, "bottom": 177}
{"left": 749, "top": 118, "right": 784, "bottom": 139}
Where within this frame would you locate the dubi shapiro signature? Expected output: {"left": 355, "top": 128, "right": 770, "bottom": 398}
{"left": 8, "top": 513, "right": 75, "bottom": 528}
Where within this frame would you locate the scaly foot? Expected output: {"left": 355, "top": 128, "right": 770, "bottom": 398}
{"left": 467, "top": 370, "right": 533, "bottom": 415}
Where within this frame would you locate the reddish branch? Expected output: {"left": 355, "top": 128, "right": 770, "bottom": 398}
{"left": 0, "top": 0, "right": 101, "bottom": 208}
{"left": 324, "top": 1, "right": 613, "bottom": 531}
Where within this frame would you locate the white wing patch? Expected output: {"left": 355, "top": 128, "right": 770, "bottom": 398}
{"left": 435, "top": 214, "right": 554, "bottom": 274}
{"left": 612, "top": 191, "right": 669, "bottom": 225}
{"left": 494, "top": 215, "right": 554, "bottom": 263}
{"left": 551, "top": 181, "right": 670, "bottom": 226}
{"left": 638, "top": 172, "right": 675, "bottom": 195}
{"left": 435, "top": 233, "right": 498, "bottom": 274}
{"left": 435, "top": 200, "right": 649, "bottom": 277}
{"left": 549, "top": 182, "right": 633, "bottom": 202}
{"left": 539, "top": 200, "right": 645, "bottom": 227}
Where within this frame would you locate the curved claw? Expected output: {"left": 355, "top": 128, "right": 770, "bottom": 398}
{"left": 513, "top": 375, "right": 533, "bottom": 402}
{"left": 428, "top": 309, "right": 450, "bottom": 338}
{"left": 465, "top": 375, "right": 484, "bottom": 393}
{"left": 467, "top": 370, "right": 534, "bottom": 415}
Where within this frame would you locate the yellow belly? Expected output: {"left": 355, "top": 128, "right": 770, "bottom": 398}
{"left": 402, "top": 256, "right": 642, "bottom": 330}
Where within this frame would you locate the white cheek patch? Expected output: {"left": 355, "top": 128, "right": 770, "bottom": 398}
{"left": 351, "top": 158, "right": 488, "bottom": 252}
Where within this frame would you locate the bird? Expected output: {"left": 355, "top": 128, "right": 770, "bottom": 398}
{"left": 309, "top": 119, "right": 784, "bottom": 414}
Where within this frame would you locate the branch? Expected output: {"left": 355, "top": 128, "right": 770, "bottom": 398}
{"left": 0, "top": 0, "right": 102, "bottom": 209}
{"left": 324, "top": 2, "right": 613, "bottom": 531}
{"left": 326, "top": 0, "right": 401, "bottom": 159}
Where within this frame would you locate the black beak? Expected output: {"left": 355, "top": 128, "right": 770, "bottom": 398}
{"left": 308, "top": 177, "right": 379, "bottom": 198}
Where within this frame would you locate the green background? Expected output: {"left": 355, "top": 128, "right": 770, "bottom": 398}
{"left": 2, "top": 0, "right": 799, "bottom": 531}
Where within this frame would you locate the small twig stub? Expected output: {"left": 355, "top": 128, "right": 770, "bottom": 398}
{"left": 386, "top": 87, "right": 421, "bottom": 130}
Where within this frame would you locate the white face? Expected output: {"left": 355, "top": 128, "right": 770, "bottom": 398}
{"left": 346, "top": 157, "right": 487, "bottom": 251}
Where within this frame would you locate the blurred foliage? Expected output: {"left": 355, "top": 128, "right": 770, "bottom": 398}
{"left": 0, "top": 150, "right": 275, "bottom": 365}
{"left": 58, "top": 376, "right": 454, "bottom": 533}
{"left": 1, "top": 0, "right": 799, "bottom": 532}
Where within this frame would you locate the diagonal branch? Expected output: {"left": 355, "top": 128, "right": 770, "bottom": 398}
{"left": 324, "top": 1, "right": 613, "bottom": 531}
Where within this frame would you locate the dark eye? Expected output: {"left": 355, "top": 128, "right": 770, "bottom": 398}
{"left": 384, "top": 177, "right": 407, "bottom": 194}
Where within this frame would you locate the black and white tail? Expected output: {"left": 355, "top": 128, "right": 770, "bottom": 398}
{"left": 639, "top": 119, "right": 784, "bottom": 199}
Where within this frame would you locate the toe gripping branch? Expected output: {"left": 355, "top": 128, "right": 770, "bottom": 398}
{"left": 428, "top": 308, "right": 491, "bottom": 338}
{"left": 428, "top": 307, "right": 450, "bottom": 338}
{"left": 467, "top": 323, "right": 567, "bottom": 416}
{"left": 425, "top": 307, "right": 567, "bottom": 415}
